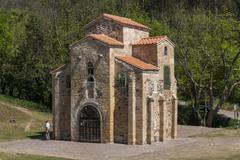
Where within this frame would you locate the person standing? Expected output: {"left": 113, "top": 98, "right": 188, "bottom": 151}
{"left": 45, "top": 121, "right": 51, "bottom": 140}
{"left": 234, "top": 104, "right": 238, "bottom": 120}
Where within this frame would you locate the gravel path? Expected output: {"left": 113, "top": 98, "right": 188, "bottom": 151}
{"left": 219, "top": 110, "right": 235, "bottom": 119}
{"left": 0, "top": 125, "right": 239, "bottom": 160}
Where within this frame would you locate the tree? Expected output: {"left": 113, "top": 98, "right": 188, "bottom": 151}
{"left": 171, "top": 11, "right": 240, "bottom": 126}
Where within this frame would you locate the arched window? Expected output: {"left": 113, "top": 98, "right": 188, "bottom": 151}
{"left": 164, "top": 46, "right": 168, "bottom": 55}
{"left": 87, "top": 62, "right": 94, "bottom": 75}
{"left": 87, "top": 77, "right": 94, "bottom": 98}
{"left": 163, "top": 66, "right": 171, "bottom": 90}
{"left": 117, "top": 72, "right": 127, "bottom": 88}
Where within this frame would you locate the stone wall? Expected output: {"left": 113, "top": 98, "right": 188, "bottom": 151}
{"left": 52, "top": 65, "right": 71, "bottom": 140}
{"left": 113, "top": 62, "right": 129, "bottom": 143}
{"left": 70, "top": 39, "right": 112, "bottom": 143}
{"left": 84, "top": 20, "right": 149, "bottom": 56}
{"left": 84, "top": 19, "right": 123, "bottom": 42}
{"left": 157, "top": 41, "right": 176, "bottom": 93}
{"left": 122, "top": 27, "right": 149, "bottom": 55}
{"left": 132, "top": 44, "right": 158, "bottom": 66}
{"left": 143, "top": 72, "right": 161, "bottom": 144}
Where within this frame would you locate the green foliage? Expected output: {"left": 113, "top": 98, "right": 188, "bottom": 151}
{"left": 0, "top": 1, "right": 240, "bottom": 111}
{"left": 178, "top": 105, "right": 201, "bottom": 125}
{"left": 0, "top": 94, "right": 48, "bottom": 112}
{"left": 0, "top": 152, "right": 69, "bottom": 160}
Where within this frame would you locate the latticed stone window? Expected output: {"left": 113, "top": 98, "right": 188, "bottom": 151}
{"left": 87, "top": 62, "right": 94, "bottom": 75}
{"left": 117, "top": 72, "right": 127, "bottom": 88}
{"left": 163, "top": 66, "right": 171, "bottom": 90}
{"left": 164, "top": 46, "right": 168, "bottom": 55}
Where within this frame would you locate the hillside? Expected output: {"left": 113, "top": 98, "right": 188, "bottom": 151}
{"left": 0, "top": 101, "right": 51, "bottom": 141}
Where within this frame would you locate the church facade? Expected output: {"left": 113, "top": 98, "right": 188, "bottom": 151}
{"left": 51, "top": 14, "right": 177, "bottom": 145}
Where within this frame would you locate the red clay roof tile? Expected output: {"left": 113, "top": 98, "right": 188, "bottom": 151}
{"left": 133, "top": 36, "right": 168, "bottom": 45}
{"left": 84, "top": 13, "right": 149, "bottom": 31}
{"left": 89, "top": 34, "right": 123, "bottom": 46}
{"left": 71, "top": 34, "right": 123, "bottom": 48}
{"left": 115, "top": 55, "right": 159, "bottom": 71}
{"left": 103, "top": 14, "right": 149, "bottom": 30}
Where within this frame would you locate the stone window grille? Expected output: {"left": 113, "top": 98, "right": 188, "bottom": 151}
{"left": 87, "top": 62, "right": 94, "bottom": 75}
{"left": 163, "top": 66, "right": 171, "bottom": 90}
{"left": 87, "top": 77, "right": 95, "bottom": 98}
{"left": 164, "top": 46, "right": 168, "bottom": 55}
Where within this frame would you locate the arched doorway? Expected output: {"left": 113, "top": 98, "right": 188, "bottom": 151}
{"left": 79, "top": 106, "right": 101, "bottom": 142}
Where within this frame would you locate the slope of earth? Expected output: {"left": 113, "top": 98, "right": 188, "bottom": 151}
{"left": 0, "top": 102, "right": 51, "bottom": 142}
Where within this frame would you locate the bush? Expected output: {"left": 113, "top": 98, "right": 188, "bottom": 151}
{"left": 178, "top": 105, "right": 201, "bottom": 125}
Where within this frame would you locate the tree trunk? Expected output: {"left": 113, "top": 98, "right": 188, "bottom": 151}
{"left": 206, "top": 109, "right": 217, "bottom": 127}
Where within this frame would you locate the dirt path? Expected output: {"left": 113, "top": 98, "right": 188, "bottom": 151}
{"left": 0, "top": 102, "right": 34, "bottom": 132}
{"left": 0, "top": 125, "right": 239, "bottom": 160}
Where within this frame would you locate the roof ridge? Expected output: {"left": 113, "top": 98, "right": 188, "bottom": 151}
{"left": 103, "top": 13, "right": 132, "bottom": 21}
{"left": 84, "top": 13, "right": 149, "bottom": 31}
{"left": 132, "top": 35, "right": 172, "bottom": 45}
{"left": 142, "top": 35, "right": 167, "bottom": 39}
{"left": 70, "top": 34, "right": 123, "bottom": 48}
{"left": 115, "top": 55, "right": 159, "bottom": 71}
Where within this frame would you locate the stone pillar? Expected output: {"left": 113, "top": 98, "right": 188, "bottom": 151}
{"left": 147, "top": 96, "right": 154, "bottom": 144}
{"left": 159, "top": 96, "right": 166, "bottom": 141}
{"left": 128, "top": 73, "right": 136, "bottom": 145}
{"left": 106, "top": 51, "right": 115, "bottom": 143}
{"left": 136, "top": 73, "right": 147, "bottom": 145}
{"left": 52, "top": 74, "right": 60, "bottom": 140}
{"left": 171, "top": 95, "right": 178, "bottom": 139}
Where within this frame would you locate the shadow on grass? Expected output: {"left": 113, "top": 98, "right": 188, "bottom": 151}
{"left": 27, "top": 131, "right": 53, "bottom": 140}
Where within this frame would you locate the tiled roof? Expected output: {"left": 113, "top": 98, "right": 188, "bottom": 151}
{"left": 71, "top": 34, "right": 123, "bottom": 48}
{"left": 84, "top": 13, "right": 149, "bottom": 31}
{"left": 132, "top": 36, "right": 168, "bottom": 45}
{"left": 115, "top": 55, "right": 159, "bottom": 71}
{"left": 50, "top": 64, "right": 66, "bottom": 74}
{"left": 89, "top": 34, "right": 123, "bottom": 46}
{"left": 103, "top": 14, "right": 149, "bottom": 30}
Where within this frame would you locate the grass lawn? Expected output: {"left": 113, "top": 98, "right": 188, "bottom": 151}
{"left": 0, "top": 152, "right": 71, "bottom": 160}
{"left": 177, "top": 154, "right": 240, "bottom": 160}
{"left": 0, "top": 96, "right": 70, "bottom": 159}
{"left": 0, "top": 96, "right": 51, "bottom": 141}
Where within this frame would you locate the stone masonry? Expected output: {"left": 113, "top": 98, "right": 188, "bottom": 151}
{"left": 51, "top": 13, "right": 177, "bottom": 145}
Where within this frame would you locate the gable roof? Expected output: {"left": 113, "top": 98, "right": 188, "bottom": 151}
{"left": 84, "top": 13, "right": 149, "bottom": 31}
{"left": 115, "top": 55, "right": 159, "bottom": 71}
{"left": 133, "top": 36, "right": 175, "bottom": 46}
{"left": 70, "top": 34, "right": 124, "bottom": 48}
{"left": 50, "top": 64, "right": 66, "bottom": 74}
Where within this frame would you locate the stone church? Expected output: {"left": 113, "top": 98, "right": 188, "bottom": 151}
{"left": 51, "top": 14, "right": 177, "bottom": 145}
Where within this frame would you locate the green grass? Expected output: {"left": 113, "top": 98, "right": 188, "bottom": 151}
{"left": 0, "top": 152, "right": 71, "bottom": 160}
{"left": 176, "top": 154, "right": 240, "bottom": 160}
{"left": 0, "top": 94, "right": 49, "bottom": 112}
{"left": 0, "top": 102, "right": 51, "bottom": 141}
